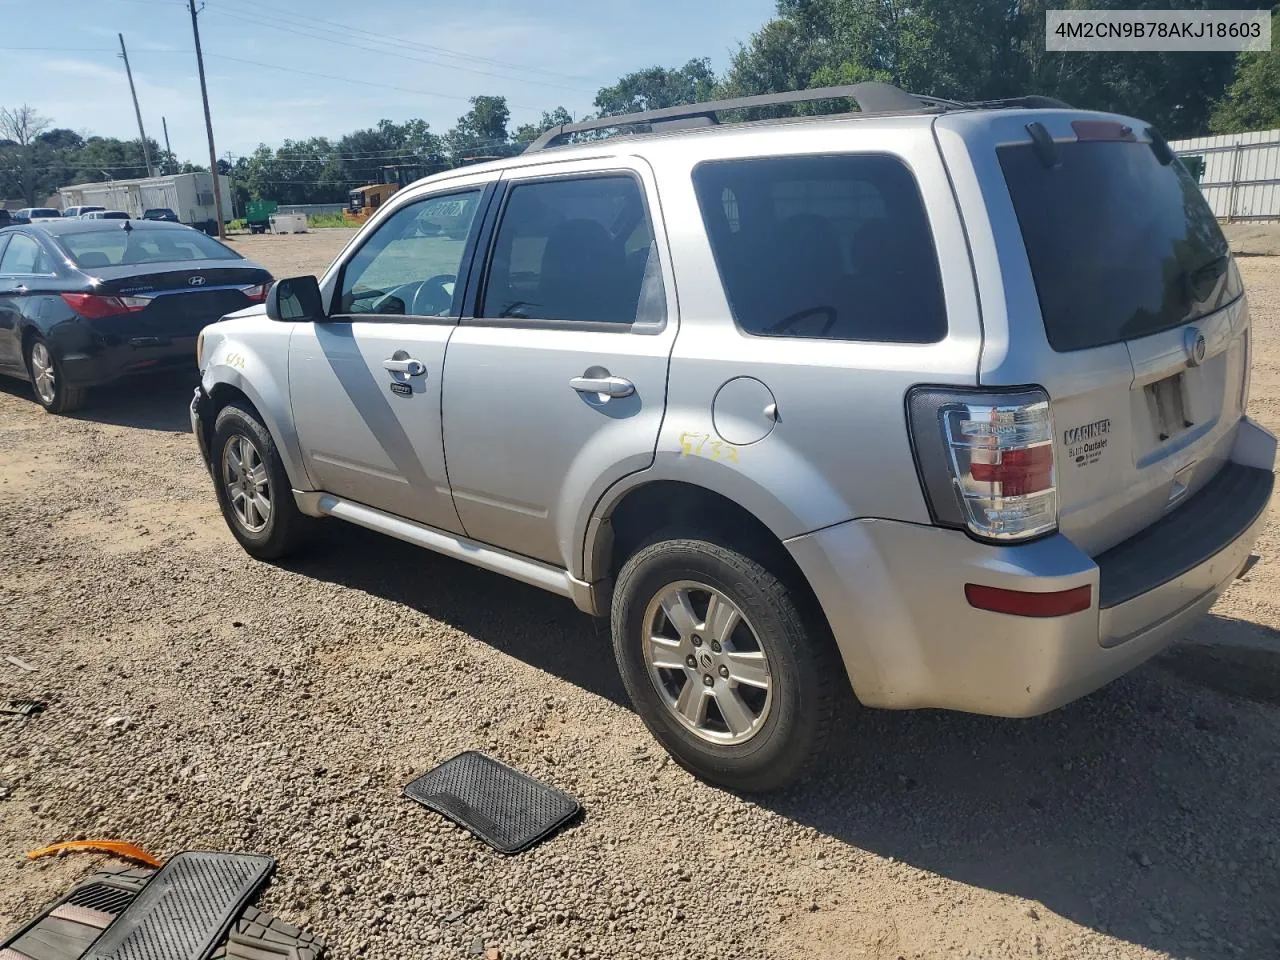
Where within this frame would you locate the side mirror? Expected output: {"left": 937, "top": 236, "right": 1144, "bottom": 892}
{"left": 266, "top": 275, "right": 326, "bottom": 322}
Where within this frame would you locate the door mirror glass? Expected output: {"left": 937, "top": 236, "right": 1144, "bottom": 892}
{"left": 267, "top": 275, "right": 325, "bottom": 321}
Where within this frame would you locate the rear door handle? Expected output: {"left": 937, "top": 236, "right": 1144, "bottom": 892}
{"left": 570, "top": 375, "right": 634, "bottom": 398}
{"left": 383, "top": 358, "right": 427, "bottom": 377}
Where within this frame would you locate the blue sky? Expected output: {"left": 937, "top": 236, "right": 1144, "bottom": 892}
{"left": 0, "top": 0, "right": 776, "bottom": 163}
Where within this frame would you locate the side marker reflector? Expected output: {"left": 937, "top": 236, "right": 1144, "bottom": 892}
{"left": 965, "top": 583, "right": 1092, "bottom": 618}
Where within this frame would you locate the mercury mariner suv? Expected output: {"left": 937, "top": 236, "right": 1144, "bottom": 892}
{"left": 191, "top": 83, "right": 1275, "bottom": 791}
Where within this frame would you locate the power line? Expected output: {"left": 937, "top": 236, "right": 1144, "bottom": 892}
{"left": 202, "top": 2, "right": 592, "bottom": 95}
{"left": 212, "top": 0, "right": 589, "bottom": 84}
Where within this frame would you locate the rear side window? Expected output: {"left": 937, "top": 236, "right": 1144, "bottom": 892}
{"left": 692, "top": 155, "right": 947, "bottom": 343}
{"left": 0, "top": 234, "right": 51, "bottom": 274}
{"left": 999, "top": 139, "right": 1237, "bottom": 352}
{"left": 480, "top": 175, "right": 666, "bottom": 325}
{"left": 57, "top": 228, "right": 241, "bottom": 267}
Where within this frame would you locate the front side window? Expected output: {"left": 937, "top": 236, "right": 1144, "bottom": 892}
{"left": 480, "top": 175, "right": 666, "bottom": 325}
{"left": 692, "top": 154, "right": 947, "bottom": 343}
{"left": 0, "top": 234, "right": 51, "bottom": 274}
{"left": 338, "top": 190, "right": 483, "bottom": 318}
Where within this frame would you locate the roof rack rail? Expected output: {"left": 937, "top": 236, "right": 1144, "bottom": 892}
{"left": 524, "top": 82, "right": 954, "bottom": 153}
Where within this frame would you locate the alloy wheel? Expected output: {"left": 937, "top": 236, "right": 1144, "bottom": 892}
{"left": 222, "top": 434, "right": 272, "bottom": 533}
{"left": 29, "top": 342, "right": 56, "bottom": 405}
{"left": 642, "top": 580, "right": 773, "bottom": 745}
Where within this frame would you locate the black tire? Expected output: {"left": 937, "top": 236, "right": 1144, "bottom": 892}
{"left": 611, "top": 535, "right": 840, "bottom": 792}
{"left": 211, "top": 402, "right": 311, "bottom": 559}
{"left": 25, "top": 335, "right": 86, "bottom": 415}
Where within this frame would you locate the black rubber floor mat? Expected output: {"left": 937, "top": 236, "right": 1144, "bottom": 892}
{"left": 86, "top": 852, "right": 273, "bottom": 960}
{"left": 403, "top": 751, "right": 580, "bottom": 854}
{"left": 210, "top": 906, "right": 324, "bottom": 960}
{"left": 2, "top": 864, "right": 323, "bottom": 960}
{"left": 1, "top": 866, "right": 153, "bottom": 960}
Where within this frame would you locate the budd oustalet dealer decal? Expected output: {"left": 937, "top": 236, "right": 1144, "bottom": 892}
{"left": 1064, "top": 418, "right": 1110, "bottom": 467}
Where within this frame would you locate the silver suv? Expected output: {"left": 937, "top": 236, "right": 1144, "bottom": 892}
{"left": 192, "top": 83, "right": 1275, "bottom": 791}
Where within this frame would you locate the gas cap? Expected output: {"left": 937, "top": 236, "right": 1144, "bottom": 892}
{"left": 712, "top": 377, "right": 778, "bottom": 446}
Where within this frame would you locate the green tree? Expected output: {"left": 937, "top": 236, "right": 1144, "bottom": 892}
{"left": 446, "top": 96, "right": 513, "bottom": 164}
{"left": 513, "top": 107, "right": 574, "bottom": 144}
{"left": 0, "top": 104, "right": 51, "bottom": 204}
{"left": 1210, "top": 13, "right": 1280, "bottom": 132}
{"left": 594, "top": 58, "right": 717, "bottom": 116}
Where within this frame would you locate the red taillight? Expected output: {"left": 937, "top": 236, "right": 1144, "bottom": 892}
{"left": 969, "top": 445, "right": 1054, "bottom": 497}
{"left": 60, "top": 293, "right": 148, "bottom": 319}
{"left": 965, "top": 583, "right": 1092, "bottom": 618}
{"left": 241, "top": 284, "right": 268, "bottom": 302}
{"left": 1072, "top": 120, "right": 1135, "bottom": 142}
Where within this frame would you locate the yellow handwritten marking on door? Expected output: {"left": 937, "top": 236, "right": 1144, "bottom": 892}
{"left": 225, "top": 352, "right": 246, "bottom": 370}
{"left": 678, "top": 431, "right": 739, "bottom": 463}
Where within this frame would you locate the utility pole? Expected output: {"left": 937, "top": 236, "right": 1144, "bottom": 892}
{"left": 118, "top": 34, "right": 155, "bottom": 177}
{"left": 162, "top": 116, "right": 173, "bottom": 170}
{"left": 188, "top": 0, "right": 226, "bottom": 239}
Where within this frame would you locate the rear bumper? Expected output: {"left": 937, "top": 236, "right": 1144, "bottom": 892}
{"left": 57, "top": 334, "right": 198, "bottom": 387}
{"left": 786, "top": 416, "right": 1275, "bottom": 717}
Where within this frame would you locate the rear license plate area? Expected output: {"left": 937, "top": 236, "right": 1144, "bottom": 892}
{"left": 1146, "top": 372, "right": 1193, "bottom": 441}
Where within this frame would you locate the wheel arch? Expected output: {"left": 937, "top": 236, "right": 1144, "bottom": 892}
{"left": 202, "top": 372, "right": 312, "bottom": 490}
{"left": 586, "top": 478, "right": 828, "bottom": 628}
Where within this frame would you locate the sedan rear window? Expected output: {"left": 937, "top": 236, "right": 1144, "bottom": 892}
{"left": 692, "top": 154, "right": 947, "bottom": 343}
{"left": 58, "top": 228, "right": 241, "bottom": 267}
{"left": 999, "top": 139, "right": 1237, "bottom": 352}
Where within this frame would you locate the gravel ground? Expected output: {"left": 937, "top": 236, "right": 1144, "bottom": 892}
{"left": 2, "top": 232, "right": 1278, "bottom": 960}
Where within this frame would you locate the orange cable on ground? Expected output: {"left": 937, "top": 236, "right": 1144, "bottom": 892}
{"left": 25, "top": 840, "right": 163, "bottom": 868}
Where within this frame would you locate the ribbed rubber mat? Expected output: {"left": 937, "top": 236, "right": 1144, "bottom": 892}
{"left": 404, "top": 751, "right": 580, "bottom": 854}
{"left": 87, "top": 852, "right": 273, "bottom": 960}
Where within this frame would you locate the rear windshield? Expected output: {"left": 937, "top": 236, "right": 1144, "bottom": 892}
{"left": 999, "top": 139, "right": 1238, "bottom": 352}
{"left": 57, "top": 228, "right": 241, "bottom": 267}
{"left": 692, "top": 154, "right": 947, "bottom": 343}
{"left": 31, "top": 209, "right": 59, "bottom": 217}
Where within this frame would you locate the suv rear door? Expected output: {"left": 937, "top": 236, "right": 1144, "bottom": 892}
{"left": 440, "top": 155, "right": 677, "bottom": 567}
{"left": 936, "top": 111, "right": 1250, "bottom": 555}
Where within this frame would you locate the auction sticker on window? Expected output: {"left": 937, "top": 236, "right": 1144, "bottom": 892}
{"left": 1046, "top": 10, "right": 1269, "bottom": 52}
{"left": 1065, "top": 418, "right": 1111, "bottom": 468}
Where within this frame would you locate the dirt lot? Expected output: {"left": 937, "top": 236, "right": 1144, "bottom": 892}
{"left": 2, "top": 230, "right": 1278, "bottom": 960}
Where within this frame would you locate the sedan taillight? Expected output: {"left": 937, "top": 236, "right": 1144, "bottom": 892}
{"left": 908, "top": 387, "right": 1058, "bottom": 541}
{"left": 240, "top": 284, "right": 269, "bottom": 302}
{"left": 60, "top": 292, "right": 150, "bottom": 319}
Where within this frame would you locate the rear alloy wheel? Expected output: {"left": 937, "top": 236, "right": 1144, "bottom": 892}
{"left": 612, "top": 536, "right": 840, "bottom": 792}
{"left": 211, "top": 403, "right": 312, "bottom": 559}
{"left": 26, "top": 337, "right": 85, "bottom": 414}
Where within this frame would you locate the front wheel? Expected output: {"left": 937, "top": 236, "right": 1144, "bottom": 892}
{"left": 26, "top": 336, "right": 85, "bottom": 414}
{"left": 211, "top": 403, "right": 311, "bottom": 559}
{"left": 611, "top": 536, "right": 840, "bottom": 792}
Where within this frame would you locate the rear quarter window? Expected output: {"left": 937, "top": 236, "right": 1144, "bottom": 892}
{"left": 692, "top": 154, "right": 947, "bottom": 343}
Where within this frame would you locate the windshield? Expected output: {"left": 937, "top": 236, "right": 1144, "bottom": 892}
{"left": 31, "top": 209, "right": 60, "bottom": 218}
{"left": 57, "top": 228, "right": 241, "bottom": 267}
{"left": 999, "top": 139, "right": 1238, "bottom": 352}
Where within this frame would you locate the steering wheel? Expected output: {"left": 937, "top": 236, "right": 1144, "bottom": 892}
{"left": 409, "top": 274, "right": 457, "bottom": 317}
{"left": 764, "top": 305, "right": 838, "bottom": 337}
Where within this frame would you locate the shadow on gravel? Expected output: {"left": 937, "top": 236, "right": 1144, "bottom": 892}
{"left": 279, "top": 521, "right": 629, "bottom": 707}
{"left": 74, "top": 372, "right": 198, "bottom": 432}
{"left": 278, "top": 523, "right": 1279, "bottom": 958}
{"left": 761, "top": 622, "right": 1280, "bottom": 960}
{"left": 0, "top": 370, "right": 196, "bottom": 432}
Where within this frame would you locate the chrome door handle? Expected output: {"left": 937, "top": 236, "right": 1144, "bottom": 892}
{"left": 570, "top": 375, "right": 634, "bottom": 398}
{"left": 383, "top": 358, "right": 426, "bottom": 377}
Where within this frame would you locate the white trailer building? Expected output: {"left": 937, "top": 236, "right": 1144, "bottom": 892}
{"left": 1171, "top": 129, "right": 1280, "bottom": 222}
{"left": 58, "top": 172, "right": 233, "bottom": 234}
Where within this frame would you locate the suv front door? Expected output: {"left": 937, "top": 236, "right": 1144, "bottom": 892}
{"left": 288, "top": 179, "right": 494, "bottom": 532}
{"left": 441, "top": 157, "right": 677, "bottom": 567}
